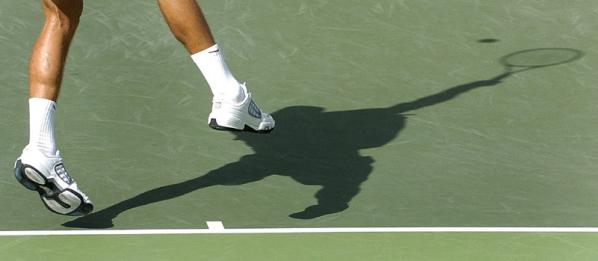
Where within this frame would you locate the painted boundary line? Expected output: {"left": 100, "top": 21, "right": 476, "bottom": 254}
{"left": 3, "top": 222, "right": 598, "bottom": 236}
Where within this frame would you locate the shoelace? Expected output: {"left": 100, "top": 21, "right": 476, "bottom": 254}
{"left": 54, "top": 163, "right": 74, "bottom": 185}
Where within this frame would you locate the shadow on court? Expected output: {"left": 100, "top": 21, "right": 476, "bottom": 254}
{"left": 63, "top": 48, "right": 583, "bottom": 228}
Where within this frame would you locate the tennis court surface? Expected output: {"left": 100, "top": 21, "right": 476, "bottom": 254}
{"left": 1, "top": 0, "right": 598, "bottom": 260}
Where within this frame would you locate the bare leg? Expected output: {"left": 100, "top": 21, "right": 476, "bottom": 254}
{"left": 157, "top": 0, "right": 215, "bottom": 54}
{"left": 30, "top": 0, "right": 83, "bottom": 101}
{"left": 14, "top": 0, "right": 92, "bottom": 217}
{"left": 157, "top": 0, "right": 276, "bottom": 132}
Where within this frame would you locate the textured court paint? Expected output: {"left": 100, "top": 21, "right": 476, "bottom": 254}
{"left": 1, "top": 0, "right": 598, "bottom": 232}
{"left": 1, "top": 0, "right": 598, "bottom": 259}
{"left": 2, "top": 233, "right": 598, "bottom": 261}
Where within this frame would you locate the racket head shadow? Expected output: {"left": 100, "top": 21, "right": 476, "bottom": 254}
{"left": 500, "top": 48, "right": 584, "bottom": 69}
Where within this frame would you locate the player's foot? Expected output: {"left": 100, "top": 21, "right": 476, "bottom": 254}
{"left": 208, "top": 83, "right": 275, "bottom": 133}
{"left": 14, "top": 146, "right": 93, "bottom": 216}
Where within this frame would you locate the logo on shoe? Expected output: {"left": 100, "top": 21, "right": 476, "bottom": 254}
{"left": 248, "top": 100, "right": 262, "bottom": 119}
{"left": 54, "top": 163, "right": 74, "bottom": 184}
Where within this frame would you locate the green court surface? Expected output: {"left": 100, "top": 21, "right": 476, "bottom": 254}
{"left": 1, "top": 0, "right": 598, "bottom": 259}
{"left": 2, "top": 233, "right": 598, "bottom": 261}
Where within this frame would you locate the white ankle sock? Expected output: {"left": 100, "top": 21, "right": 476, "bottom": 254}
{"left": 191, "top": 44, "right": 246, "bottom": 104}
{"left": 28, "top": 98, "right": 57, "bottom": 156}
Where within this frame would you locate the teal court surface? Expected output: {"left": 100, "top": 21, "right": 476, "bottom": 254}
{"left": 1, "top": 0, "right": 598, "bottom": 260}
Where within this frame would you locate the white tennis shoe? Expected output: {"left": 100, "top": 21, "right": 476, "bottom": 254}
{"left": 14, "top": 147, "right": 93, "bottom": 216}
{"left": 208, "top": 83, "right": 275, "bottom": 133}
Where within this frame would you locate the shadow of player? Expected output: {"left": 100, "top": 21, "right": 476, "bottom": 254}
{"left": 64, "top": 73, "right": 508, "bottom": 228}
{"left": 64, "top": 48, "right": 583, "bottom": 228}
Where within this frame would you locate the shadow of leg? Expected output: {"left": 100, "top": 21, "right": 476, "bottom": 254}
{"left": 289, "top": 157, "right": 372, "bottom": 219}
{"left": 288, "top": 184, "right": 362, "bottom": 219}
{"left": 63, "top": 156, "right": 269, "bottom": 228}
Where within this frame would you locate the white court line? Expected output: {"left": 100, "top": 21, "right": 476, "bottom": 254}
{"left": 206, "top": 221, "right": 225, "bottom": 231}
{"left": 3, "top": 222, "right": 598, "bottom": 236}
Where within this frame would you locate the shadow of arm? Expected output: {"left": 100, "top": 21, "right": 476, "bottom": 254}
{"left": 389, "top": 73, "right": 509, "bottom": 113}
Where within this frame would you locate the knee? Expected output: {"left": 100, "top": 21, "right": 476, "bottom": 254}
{"left": 43, "top": 0, "right": 83, "bottom": 33}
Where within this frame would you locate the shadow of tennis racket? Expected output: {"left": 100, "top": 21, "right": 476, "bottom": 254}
{"left": 386, "top": 48, "right": 584, "bottom": 114}
{"left": 493, "top": 47, "right": 584, "bottom": 81}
